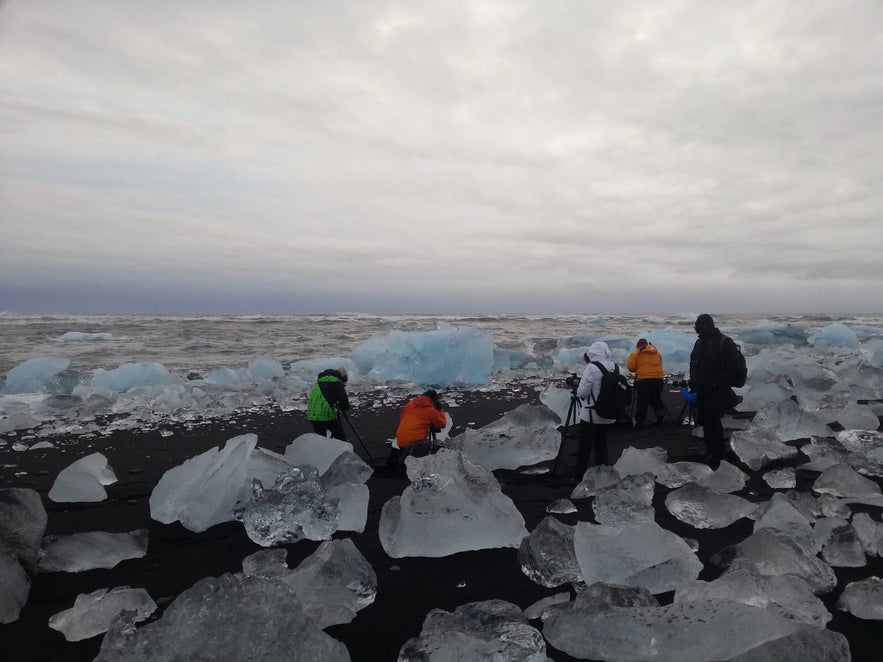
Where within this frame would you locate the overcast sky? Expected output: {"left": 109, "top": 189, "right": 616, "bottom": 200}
{"left": 1, "top": 1, "right": 881, "bottom": 315}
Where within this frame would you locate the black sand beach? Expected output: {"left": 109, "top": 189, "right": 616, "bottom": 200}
{"left": 1, "top": 386, "right": 881, "bottom": 661}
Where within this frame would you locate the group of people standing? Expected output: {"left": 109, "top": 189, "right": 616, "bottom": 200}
{"left": 305, "top": 313, "right": 742, "bottom": 481}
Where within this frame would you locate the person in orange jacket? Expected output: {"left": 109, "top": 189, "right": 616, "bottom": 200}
{"left": 385, "top": 390, "right": 447, "bottom": 473}
{"left": 626, "top": 338, "right": 666, "bottom": 426}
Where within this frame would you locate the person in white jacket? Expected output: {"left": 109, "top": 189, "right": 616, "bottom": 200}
{"left": 573, "top": 341, "right": 617, "bottom": 482}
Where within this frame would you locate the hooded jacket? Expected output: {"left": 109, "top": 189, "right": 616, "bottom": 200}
{"left": 576, "top": 341, "right": 617, "bottom": 424}
{"left": 307, "top": 369, "right": 349, "bottom": 422}
{"left": 396, "top": 395, "right": 447, "bottom": 447}
{"left": 626, "top": 343, "right": 664, "bottom": 381}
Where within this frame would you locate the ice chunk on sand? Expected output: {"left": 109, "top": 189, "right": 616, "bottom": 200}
{"left": 753, "top": 493, "right": 818, "bottom": 553}
{"left": 49, "top": 586, "right": 156, "bottom": 641}
{"left": 812, "top": 462, "right": 881, "bottom": 498}
{"left": 149, "top": 434, "right": 257, "bottom": 532}
{"left": 726, "top": 625, "right": 851, "bottom": 662}
{"left": 665, "top": 483, "right": 757, "bottom": 529}
{"left": 283, "top": 433, "right": 352, "bottom": 475}
{"left": 518, "top": 516, "right": 582, "bottom": 588}
{"left": 243, "top": 539, "right": 377, "bottom": 628}
{"left": 592, "top": 472, "right": 655, "bottom": 525}
{"left": 94, "top": 573, "right": 350, "bottom": 661}
{"left": 711, "top": 528, "right": 837, "bottom": 594}
{"left": 675, "top": 565, "right": 831, "bottom": 627}
{"left": 751, "top": 399, "right": 832, "bottom": 441}
{"left": 0, "top": 488, "right": 47, "bottom": 623}
{"left": 542, "top": 583, "right": 801, "bottom": 662}
{"left": 730, "top": 428, "right": 799, "bottom": 471}
{"left": 48, "top": 452, "right": 117, "bottom": 503}
{"left": 836, "top": 576, "right": 883, "bottom": 620}
{"left": 40, "top": 530, "right": 148, "bottom": 572}
{"left": 573, "top": 520, "right": 702, "bottom": 593}
{"left": 379, "top": 449, "right": 528, "bottom": 558}
{"left": 234, "top": 466, "right": 340, "bottom": 546}
{"left": 695, "top": 459, "right": 749, "bottom": 493}
{"left": 445, "top": 404, "right": 560, "bottom": 470}
{"left": 571, "top": 464, "right": 621, "bottom": 499}
{"left": 399, "top": 599, "right": 549, "bottom": 662}
{"left": 613, "top": 446, "right": 668, "bottom": 478}
{"left": 763, "top": 467, "right": 797, "bottom": 489}
{"left": 836, "top": 403, "right": 880, "bottom": 430}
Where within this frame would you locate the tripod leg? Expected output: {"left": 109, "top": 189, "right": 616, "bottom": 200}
{"left": 671, "top": 402, "right": 689, "bottom": 433}
{"left": 552, "top": 397, "right": 578, "bottom": 478}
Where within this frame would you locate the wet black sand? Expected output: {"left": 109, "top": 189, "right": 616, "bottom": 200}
{"left": 1, "top": 386, "right": 881, "bottom": 661}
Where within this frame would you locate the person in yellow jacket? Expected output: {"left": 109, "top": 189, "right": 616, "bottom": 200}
{"left": 626, "top": 338, "right": 666, "bottom": 426}
{"left": 385, "top": 390, "right": 447, "bottom": 474}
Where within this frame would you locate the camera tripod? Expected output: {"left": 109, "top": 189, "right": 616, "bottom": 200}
{"left": 551, "top": 388, "right": 581, "bottom": 478}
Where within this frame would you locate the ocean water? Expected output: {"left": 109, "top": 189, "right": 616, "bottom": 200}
{"left": 3, "top": 312, "right": 882, "bottom": 377}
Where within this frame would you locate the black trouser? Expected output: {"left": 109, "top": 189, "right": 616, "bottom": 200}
{"left": 574, "top": 420, "right": 610, "bottom": 481}
{"left": 634, "top": 378, "right": 665, "bottom": 425}
{"left": 310, "top": 418, "right": 347, "bottom": 441}
{"left": 695, "top": 388, "right": 730, "bottom": 460}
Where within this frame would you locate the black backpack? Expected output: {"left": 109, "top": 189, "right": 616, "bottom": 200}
{"left": 589, "top": 361, "right": 633, "bottom": 421}
{"left": 722, "top": 336, "right": 748, "bottom": 388}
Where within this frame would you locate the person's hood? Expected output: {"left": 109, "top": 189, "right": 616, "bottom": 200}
{"left": 587, "top": 341, "right": 612, "bottom": 362}
{"left": 408, "top": 395, "right": 437, "bottom": 409}
{"left": 641, "top": 344, "right": 659, "bottom": 355}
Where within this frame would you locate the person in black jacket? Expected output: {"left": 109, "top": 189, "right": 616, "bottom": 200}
{"left": 689, "top": 314, "right": 741, "bottom": 467}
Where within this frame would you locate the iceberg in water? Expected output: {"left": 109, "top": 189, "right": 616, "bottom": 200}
{"left": 378, "top": 449, "right": 528, "bottom": 558}
{"left": 352, "top": 324, "right": 496, "bottom": 386}
{"left": 1, "top": 357, "right": 71, "bottom": 394}
{"left": 92, "top": 362, "right": 184, "bottom": 392}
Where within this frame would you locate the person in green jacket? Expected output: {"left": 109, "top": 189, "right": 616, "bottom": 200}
{"left": 306, "top": 368, "right": 350, "bottom": 440}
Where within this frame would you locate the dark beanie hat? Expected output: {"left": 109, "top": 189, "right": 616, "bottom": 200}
{"left": 695, "top": 314, "right": 715, "bottom": 333}
{"left": 423, "top": 389, "right": 439, "bottom": 402}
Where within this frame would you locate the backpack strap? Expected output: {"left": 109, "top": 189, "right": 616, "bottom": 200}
{"left": 590, "top": 360, "right": 618, "bottom": 375}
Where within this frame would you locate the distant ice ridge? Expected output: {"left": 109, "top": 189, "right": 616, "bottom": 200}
{"left": 150, "top": 432, "right": 372, "bottom": 540}
{"left": 2, "top": 321, "right": 881, "bottom": 438}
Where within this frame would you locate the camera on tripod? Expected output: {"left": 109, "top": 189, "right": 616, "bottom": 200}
{"left": 564, "top": 373, "right": 579, "bottom": 392}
